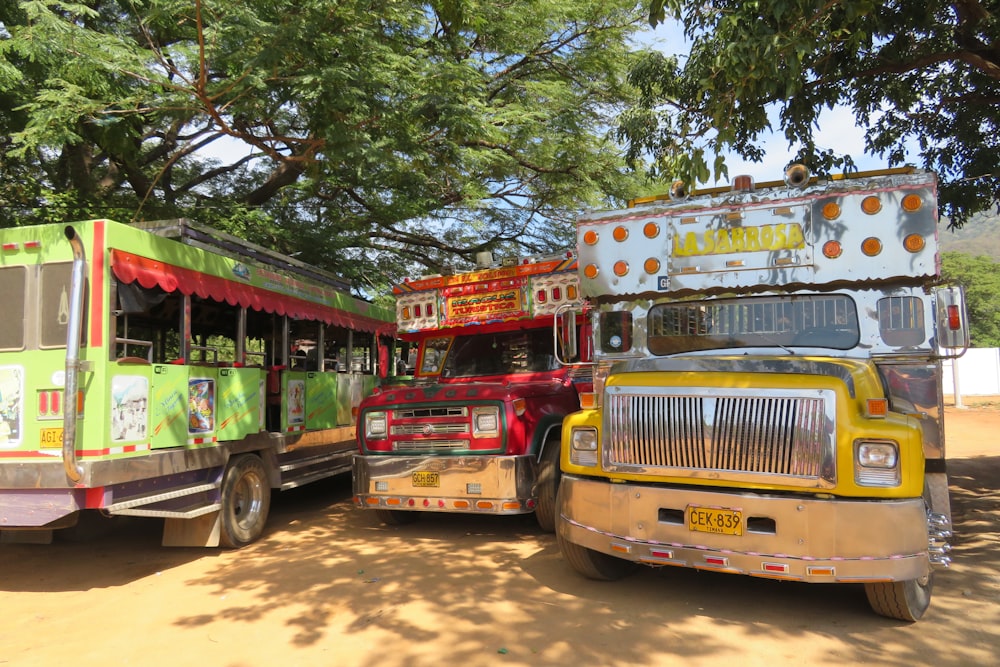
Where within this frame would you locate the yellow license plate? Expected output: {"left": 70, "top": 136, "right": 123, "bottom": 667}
{"left": 687, "top": 505, "right": 743, "bottom": 536}
{"left": 412, "top": 471, "right": 440, "bottom": 487}
{"left": 40, "top": 427, "right": 64, "bottom": 449}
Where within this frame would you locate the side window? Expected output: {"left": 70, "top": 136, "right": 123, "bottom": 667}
{"left": 40, "top": 262, "right": 87, "bottom": 349}
{"left": 600, "top": 311, "right": 633, "bottom": 353}
{"left": 0, "top": 267, "right": 26, "bottom": 350}
{"left": 878, "top": 297, "right": 925, "bottom": 347}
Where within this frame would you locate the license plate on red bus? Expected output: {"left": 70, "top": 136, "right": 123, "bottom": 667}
{"left": 412, "top": 471, "right": 440, "bottom": 487}
{"left": 39, "top": 427, "right": 63, "bottom": 449}
{"left": 687, "top": 505, "right": 743, "bottom": 536}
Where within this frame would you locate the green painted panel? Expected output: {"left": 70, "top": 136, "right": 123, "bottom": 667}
{"left": 217, "top": 367, "right": 262, "bottom": 441}
{"left": 150, "top": 364, "right": 190, "bottom": 449}
{"left": 305, "top": 371, "right": 338, "bottom": 430}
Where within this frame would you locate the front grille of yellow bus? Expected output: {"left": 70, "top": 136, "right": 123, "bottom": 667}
{"left": 604, "top": 387, "right": 836, "bottom": 487}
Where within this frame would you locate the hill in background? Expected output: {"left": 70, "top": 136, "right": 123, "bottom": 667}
{"left": 939, "top": 212, "right": 1000, "bottom": 260}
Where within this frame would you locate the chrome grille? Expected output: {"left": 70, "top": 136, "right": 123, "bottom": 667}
{"left": 394, "top": 440, "right": 469, "bottom": 451}
{"left": 394, "top": 406, "right": 467, "bottom": 419}
{"left": 605, "top": 387, "right": 835, "bottom": 485}
{"left": 392, "top": 423, "right": 469, "bottom": 435}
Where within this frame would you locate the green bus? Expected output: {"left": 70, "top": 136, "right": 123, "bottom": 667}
{"left": 0, "top": 219, "right": 395, "bottom": 547}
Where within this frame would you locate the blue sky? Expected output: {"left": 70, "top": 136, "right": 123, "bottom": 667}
{"left": 639, "top": 21, "right": 902, "bottom": 184}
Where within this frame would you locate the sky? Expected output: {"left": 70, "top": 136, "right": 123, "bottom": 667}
{"left": 639, "top": 20, "right": 900, "bottom": 184}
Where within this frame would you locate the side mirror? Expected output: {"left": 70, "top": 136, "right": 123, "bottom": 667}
{"left": 554, "top": 305, "right": 578, "bottom": 364}
{"left": 934, "top": 285, "right": 970, "bottom": 353}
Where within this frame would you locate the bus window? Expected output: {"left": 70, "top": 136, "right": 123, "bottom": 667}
{"left": 879, "top": 297, "right": 925, "bottom": 347}
{"left": 0, "top": 267, "right": 26, "bottom": 350}
{"left": 41, "top": 262, "right": 86, "bottom": 348}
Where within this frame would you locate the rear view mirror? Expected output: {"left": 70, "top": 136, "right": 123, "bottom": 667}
{"left": 934, "top": 285, "right": 970, "bottom": 353}
{"left": 555, "top": 305, "right": 578, "bottom": 364}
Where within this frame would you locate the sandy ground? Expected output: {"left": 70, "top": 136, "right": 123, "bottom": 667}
{"left": 1, "top": 404, "right": 998, "bottom": 667}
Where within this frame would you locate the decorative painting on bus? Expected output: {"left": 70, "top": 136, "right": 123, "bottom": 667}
{"left": 111, "top": 375, "right": 149, "bottom": 442}
{"left": 188, "top": 378, "right": 216, "bottom": 434}
{"left": 0, "top": 366, "right": 22, "bottom": 447}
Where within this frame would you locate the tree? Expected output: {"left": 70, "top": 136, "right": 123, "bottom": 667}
{"left": 628, "top": 0, "right": 1000, "bottom": 227}
{"left": 0, "top": 0, "right": 647, "bottom": 297}
{"left": 941, "top": 252, "right": 1000, "bottom": 347}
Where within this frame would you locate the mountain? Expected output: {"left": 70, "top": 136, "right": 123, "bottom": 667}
{"left": 939, "top": 212, "right": 1000, "bottom": 260}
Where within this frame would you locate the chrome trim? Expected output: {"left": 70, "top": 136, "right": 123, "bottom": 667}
{"left": 62, "top": 226, "right": 87, "bottom": 483}
{"left": 604, "top": 386, "right": 837, "bottom": 488}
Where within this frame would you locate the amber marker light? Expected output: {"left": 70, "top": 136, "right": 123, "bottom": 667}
{"left": 613, "top": 226, "right": 629, "bottom": 242}
{"left": 866, "top": 398, "right": 889, "bottom": 419}
{"left": 902, "top": 194, "right": 922, "bottom": 212}
{"left": 903, "top": 234, "right": 926, "bottom": 253}
{"left": 643, "top": 221, "right": 660, "bottom": 238}
{"left": 583, "top": 264, "right": 600, "bottom": 279}
{"left": 582, "top": 229, "right": 599, "bottom": 245}
{"left": 822, "top": 202, "right": 841, "bottom": 220}
{"left": 861, "top": 237, "right": 883, "bottom": 256}
{"left": 644, "top": 257, "right": 661, "bottom": 274}
{"left": 861, "top": 196, "right": 882, "bottom": 215}
{"left": 822, "top": 240, "right": 843, "bottom": 259}
{"left": 613, "top": 260, "right": 629, "bottom": 277}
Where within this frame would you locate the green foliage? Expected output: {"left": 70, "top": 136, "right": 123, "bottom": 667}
{"left": 633, "top": 0, "right": 1000, "bottom": 227}
{"left": 0, "top": 0, "right": 648, "bottom": 298}
{"left": 941, "top": 252, "right": 1000, "bottom": 347}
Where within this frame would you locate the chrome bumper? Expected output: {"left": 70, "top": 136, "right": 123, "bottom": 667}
{"left": 353, "top": 454, "right": 537, "bottom": 515}
{"left": 558, "top": 474, "right": 934, "bottom": 582}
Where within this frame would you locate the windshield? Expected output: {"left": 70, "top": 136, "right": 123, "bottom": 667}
{"left": 646, "top": 294, "right": 860, "bottom": 355}
{"left": 440, "top": 328, "right": 558, "bottom": 378}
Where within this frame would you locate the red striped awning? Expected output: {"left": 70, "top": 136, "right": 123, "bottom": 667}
{"left": 110, "top": 249, "right": 393, "bottom": 335}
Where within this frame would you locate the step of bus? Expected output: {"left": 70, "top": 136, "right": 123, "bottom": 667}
{"left": 104, "top": 481, "right": 221, "bottom": 519}
{"left": 278, "top": 452, "right": 353, "bottom": 490}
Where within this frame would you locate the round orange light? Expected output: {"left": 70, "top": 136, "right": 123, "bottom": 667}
{"left": 903, "top": 233, "right": 925, "bottom": 253}
{"left": 613, "top": 260, "right": 629, "bottom": 277}
{"left": 822, "top": 240, "right": 842, "bottom": 259}
{"left": 612, "top": 226, "right": 629, "bottom": 242}
{"left": 822, "top": 202, "right": 841, "bottom": 220}
{"left": 902, "top": 194, "right": 922, "bottom": 212}
{"left": 861, "top": 237, "right": 883, "bottom": 256}
{"left": 583, "top": 264, "right": 599, "bottom": 279}
{"left": 643, "top": 222, "right": 660, "bottom": 238}
{"left": 861, "top": 196, "right": 882, "bottom": 215}
{"left": 644, "top": 257, "right": 661, "bottom": 274}
{"left": 582, "top": 230, "right": 598, "bottom": 245}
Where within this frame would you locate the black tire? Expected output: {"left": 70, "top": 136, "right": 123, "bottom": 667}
{"left": 864, "top": 575, "right": 933, "bottom": 622}
{"left": 534, "top": 436, "right": 561, "bottom": 532}
{"left": 375, "top": 509, "right": 419, "bottom": 526}
{"left": 219, "top": 454, "right": 271, "bottom": 548}
{"left": 557, "top": 530, "right": 640, "bottom": 581}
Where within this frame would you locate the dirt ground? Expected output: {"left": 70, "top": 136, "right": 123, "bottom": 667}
{"left": 1, "top": 404, "right": 998, "bottom": 667}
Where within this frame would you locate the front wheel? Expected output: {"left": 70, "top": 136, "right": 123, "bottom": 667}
{"left": 534, "top": 437, "right": 561, "bottom": 532}
{"left": 219, "top": 454, "right": 271, "bottom": 548}
{"left": 557, "top": 531, "right": 639, "bottom": 581}
{"left": 865, "top": 575, "right": 933, "bottom": 622}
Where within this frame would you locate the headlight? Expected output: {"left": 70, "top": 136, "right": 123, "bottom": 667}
{"left": 365, "top": 411, "right": 388, "bottom": 439}
{"left": 570, "top": 427, "right": 598, "bottom": 467}
{"left": 472, "top": 406, "right": 500, "bottom": 438}
{"left": 855, "top": 440, "right": 900, "bottom": 486}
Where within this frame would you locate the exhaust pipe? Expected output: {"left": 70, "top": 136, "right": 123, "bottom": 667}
{"left": 62, "top": 226, "right": 86, "bottom": 483}
{"left": 784, "top": 163, "right": 811, "bottom": 189}
{"left": 668, "top": 180, "right": 689, "bottom": 201}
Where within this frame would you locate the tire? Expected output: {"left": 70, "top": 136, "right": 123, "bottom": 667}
{"left": 557, "top": 530, "right": 639, "bottom": 581}
{"left": 219, "top": 454, "right": 271, "bottom": 548}
{"left": 534, "top": 436, "right": 561, "bottom": 532}
{"left": 864, "top": 575, "right": 933, "bottom": 622}
{"left": 375, "top": 509, "right": 419, "bottom": 526}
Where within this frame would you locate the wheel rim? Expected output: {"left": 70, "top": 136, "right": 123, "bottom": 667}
{"left": 232, "top": 471, "right": 264, "bottom": 533}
